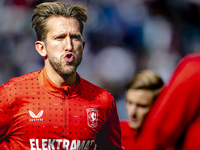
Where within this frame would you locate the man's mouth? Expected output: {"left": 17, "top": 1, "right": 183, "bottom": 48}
{"left": 130, "top": 118, "right": 137, "bottom": 122}
{"left": 130, "top": 115, "right": 137, "bottom": 122}
{"left": 64, "top": 53, "right": 74, "bottom": 63}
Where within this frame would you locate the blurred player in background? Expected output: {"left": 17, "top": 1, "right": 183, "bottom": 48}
{"left": 0, "top": 2, "right": 122, "bottom": 150}
{"left": 120, "top": 70, "right": 164, "bottom": 150}
{"left": 135, "top": 53, "right": 200, "bottom": 150}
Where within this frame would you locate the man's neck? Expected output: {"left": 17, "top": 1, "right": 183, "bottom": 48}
{"left": 45, "top": 67, "right": 77, "bottom": 87}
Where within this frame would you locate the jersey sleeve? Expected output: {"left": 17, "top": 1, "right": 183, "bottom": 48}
{"left": 95, "top": 94, "right": 122, "bottom": 150}
{"left": 0, "top": 85, "right": 12, "bottom": 142}
{"left": 135, "top": 55, "right": 200, "bottom": 149}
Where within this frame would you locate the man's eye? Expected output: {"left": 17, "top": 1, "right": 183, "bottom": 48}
{"left": 126, "top": 101, "right": 132, "bottom": 105}
{"left": 71, "top": 35, "right": 80, "bottom": 40}
{"left": 56, "top": 36, "right": 64, "bottom": 40}
{"left": 137, "top": 104, "right": 150, "bottom": 108}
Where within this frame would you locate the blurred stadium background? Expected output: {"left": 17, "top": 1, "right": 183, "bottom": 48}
{"left": 0, "top": 0, "right": 200, "bottom": 119}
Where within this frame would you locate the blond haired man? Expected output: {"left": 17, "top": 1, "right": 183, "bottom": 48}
{"left": 120, "top": 70, "right": 164, "bottom": 150}
{"left": 0, "top": 2, "right": 122, "bottom": 150}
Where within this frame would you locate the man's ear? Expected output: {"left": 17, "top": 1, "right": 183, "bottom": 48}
{"left": 82, "top": 41, "right": 86, "bottom": 50}
{"left": 35, "top": 41, "right": 47, "bottom": 57}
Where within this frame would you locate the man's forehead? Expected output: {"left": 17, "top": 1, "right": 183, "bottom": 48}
{"left": 47, "top": 16, "right": 81, "bottom": 32}
{"left": 126, "top": 89, "right": 154, "bottom": 101}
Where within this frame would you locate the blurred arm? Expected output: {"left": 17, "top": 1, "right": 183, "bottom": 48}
{"left": 135, "top": 54, "right": 200, "bottom": 149}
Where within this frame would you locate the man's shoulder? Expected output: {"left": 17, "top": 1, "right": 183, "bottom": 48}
{"left": 81, "top": 78, "right": 114, "bottom": 100}
{"left": 182, "top": 52, "right": 200, "bottom": 64}
{"left": 174, "top": 52, "right": 200, "bottom": 74}
{"left": 81, "top": 78, "right": 110, "bottom": 93}
{"left": 1, "top": 70, "right": 41, "bottom": 89}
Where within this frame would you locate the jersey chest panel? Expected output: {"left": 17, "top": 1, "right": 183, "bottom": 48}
{"left": 8, "top": 88, "right": 106, "bottom": 149}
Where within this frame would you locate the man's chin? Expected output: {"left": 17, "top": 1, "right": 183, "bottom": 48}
{"left": 59, "top": 67, "right": 76, "bottom": 76}
{"left": 129, "top": 121, "right": 140, "bottom": 130}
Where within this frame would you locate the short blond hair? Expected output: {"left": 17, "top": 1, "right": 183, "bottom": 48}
{"left": 32, "top": 2, "right": 87, "bottom": 41}
{"left": 126, "top": 70, "right": 164, "bottom": 100}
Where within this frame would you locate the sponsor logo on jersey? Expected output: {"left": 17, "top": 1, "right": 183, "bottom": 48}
{"left": 86, "top": 108, "right": 99, "bottom": 128}
{"left": 29, "top": 110, "right": 44, "bottom": 121}
{"left": 29, "top": 139, "right": 97, "bottom": 150}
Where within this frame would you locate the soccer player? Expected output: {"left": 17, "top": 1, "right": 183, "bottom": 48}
{"left": 120, "top": 70, "right": 164, "bottom": 150}
{"left": 0, "top": 2, "right": 122, "bottom": 150}
{"left": 135, "top": 52, "right": 200, "bottom": 150}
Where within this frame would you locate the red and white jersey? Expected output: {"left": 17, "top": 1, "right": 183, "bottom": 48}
{"left": 135, "top": 53, "right": 200, "bottom": 150}
{"left": 0, "top": 69, "right": 122, "bottom": 150}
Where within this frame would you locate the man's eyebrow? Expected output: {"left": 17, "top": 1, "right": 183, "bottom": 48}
{"left": 71, "top": 32, "right": 82, "bottom": 36}
{"left": 53, "top": 32, "right": 66, "bottom": 38}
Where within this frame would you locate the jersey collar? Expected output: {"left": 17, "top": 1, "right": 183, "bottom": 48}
{"left": 39, "top": 68, "right": 84, "bottom": 98}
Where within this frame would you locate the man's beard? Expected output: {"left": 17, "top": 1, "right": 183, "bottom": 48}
{"left": 48, "top": 53, "right": 82, "bottom": 79}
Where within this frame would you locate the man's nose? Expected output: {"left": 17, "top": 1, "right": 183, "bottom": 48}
{"left": 130, "top": 104, "right": 137, "bottom": 115}
{"left": 65, "top": 37, "right": 73, "bottom": 52}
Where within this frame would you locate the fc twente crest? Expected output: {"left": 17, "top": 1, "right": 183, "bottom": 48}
{"left": 86, "top": 108, "right": 99, "bottom": 128}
